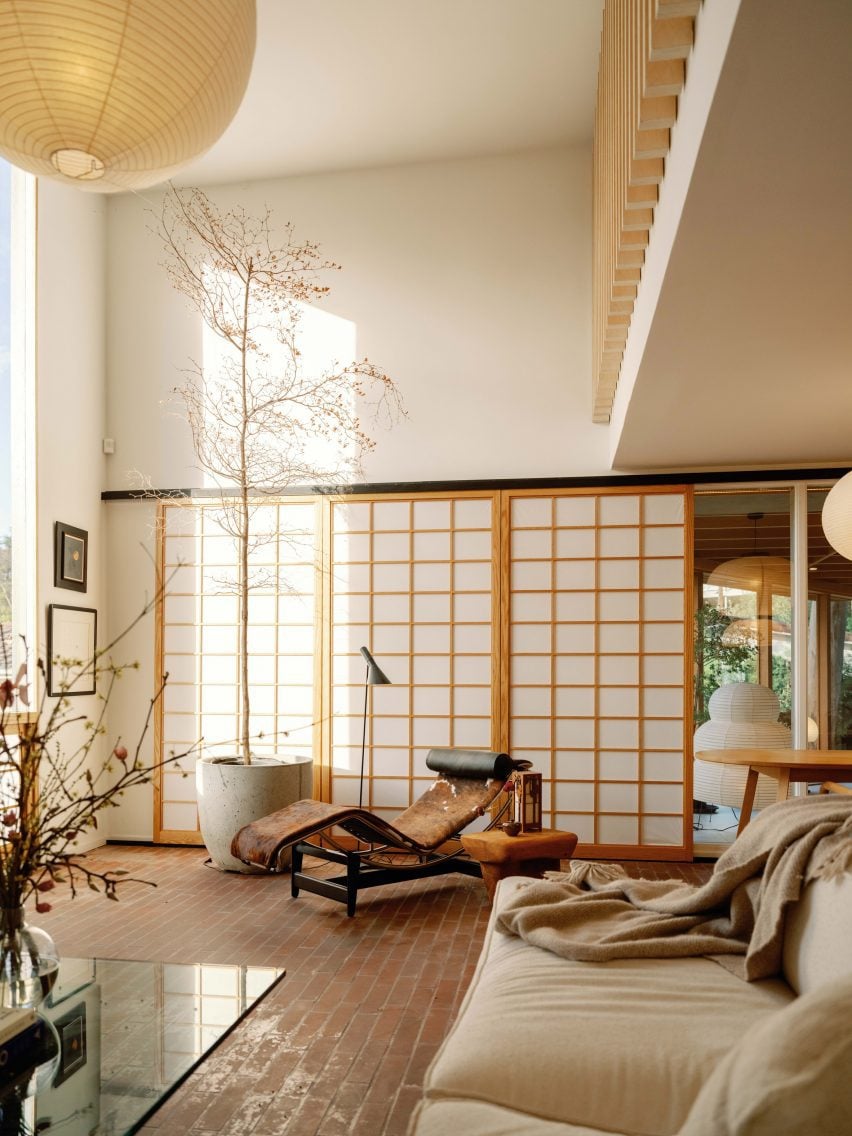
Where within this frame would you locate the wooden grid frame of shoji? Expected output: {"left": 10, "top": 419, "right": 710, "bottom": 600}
{"left": 154, "top": 487, "right": 694, "bottom": 856}
{"left": 502, "top": 487, "right": 693, "bottom": 859}
{"left": 155, "top": 497, "right": 320, "bottom": 843}
{"left": 157, "top": 962, "right": 278, "bottom": 1082}
{"left": 325, "top": 493, "right": 499, "bottom": 826}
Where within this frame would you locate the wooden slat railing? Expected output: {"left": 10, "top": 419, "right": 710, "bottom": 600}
{"left": 592, "top": 0, "right": 701, "bottom": 423}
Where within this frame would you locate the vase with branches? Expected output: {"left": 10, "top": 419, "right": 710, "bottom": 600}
{"left": 156, "top": 186, "right": 402, "bottom": 870}
{"left": 0, "top": 593, "right": 196, "bottom": 1008}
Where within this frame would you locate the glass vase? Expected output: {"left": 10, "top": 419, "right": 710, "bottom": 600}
{"left": 0, "top": 906, "right": 60, "bottom": 1009}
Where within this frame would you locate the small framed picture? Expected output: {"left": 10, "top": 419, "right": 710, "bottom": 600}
{"left": 52, "top": 1001, "right": 87, "bottom": 1085}
{"left": 47, "top": 604, "right": 97, "bottom": 697}
{"left": 54, "top": 522, "right": 88, "bottom": 592}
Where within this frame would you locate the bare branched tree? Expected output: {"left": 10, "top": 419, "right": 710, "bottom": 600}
{"left": 0, "top": 585, "right": 199, "bottom": 918}
{"left": 157, "top": 186, "right": 403, "bottom": 764}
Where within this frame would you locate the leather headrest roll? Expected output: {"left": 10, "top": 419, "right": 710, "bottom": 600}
{"left": 425, "top": 748, "right": 517, "bottom": 781}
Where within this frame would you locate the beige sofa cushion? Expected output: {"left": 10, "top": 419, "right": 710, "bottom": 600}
{"left": 782, "top": 870, "right": 852, "bottom": 995}
{"left": 423, "top": 878, "right": 794, "bottom": 1136}
{"left": 410, "top": 1099, "right": 611, "bottom": 1136}
{"left": 680, "top": 972, "right": 852, "bottom": 1135}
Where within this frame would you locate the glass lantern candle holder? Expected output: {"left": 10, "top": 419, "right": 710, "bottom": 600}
{"left": 513, "top": 771, "right": 542, "bottom": 833}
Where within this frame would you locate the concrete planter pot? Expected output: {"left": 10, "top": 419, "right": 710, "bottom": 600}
{"left": 196, "top": 754, "right": 313, "bottom": 873}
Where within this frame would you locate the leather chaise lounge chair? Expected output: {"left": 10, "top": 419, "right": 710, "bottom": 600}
{"left": 231, "top": 748, "right": 529, "bottom": 915}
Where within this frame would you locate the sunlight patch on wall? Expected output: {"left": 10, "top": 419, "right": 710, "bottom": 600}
{"left": 199, "top": 289, "right": 358, "bottom": 491}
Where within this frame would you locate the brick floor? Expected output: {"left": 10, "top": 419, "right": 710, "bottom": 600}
{"left": 37, "top": 846, "right": 712, "bottom": 1135}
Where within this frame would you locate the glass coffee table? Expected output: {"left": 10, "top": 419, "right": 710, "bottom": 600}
{"left": 0, "top": 956, "right": 285, "bottom": 1135}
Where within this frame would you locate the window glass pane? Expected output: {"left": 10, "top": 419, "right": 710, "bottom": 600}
{"left": 0, "top": 163, "right": 35, "bottom": 686}
{"left": 693, "top": 491, "right": 792, "bottom": 853}
{"left": 827, "top": 597, "right": 852, "bottom": 748}
{"left": 0, "top": 160, "right": 10, "bottom": 674}
{"left": 808, "top": 488, "right": 852, "bottom": 752}
{"left": 694, "top": 492, "right": 792, "bottom": 725}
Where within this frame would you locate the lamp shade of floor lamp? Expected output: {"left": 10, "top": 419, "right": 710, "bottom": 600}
{"left": 823, "top": 472, "right": 852, "bottom": 560}
{"left": 358, "top": 647, "right": 391, "bottom": 808}
{"left": 0, "top": 0, "right": 256, "bottom": 192}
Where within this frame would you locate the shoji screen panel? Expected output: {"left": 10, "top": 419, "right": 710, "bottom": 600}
{"left": 156, "top": 499, "right": 318, "bottom": 842}
{"left": 506, "top": 489, "right": 691, "bottom": 858}
{"left": 328, "top": 495, "right": 497, "bottom": 823}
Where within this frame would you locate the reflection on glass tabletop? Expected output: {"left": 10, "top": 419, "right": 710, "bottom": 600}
{"left": 0, "top": 957, "right": 284, "bottom": 1136}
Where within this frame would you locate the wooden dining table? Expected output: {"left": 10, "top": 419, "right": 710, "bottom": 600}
{"left": 694, "top": 749, "right": 852, "bottom": 835}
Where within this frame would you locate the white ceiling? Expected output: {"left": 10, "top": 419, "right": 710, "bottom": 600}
{"left": 176, "top": 0, "right": 603, "bottom": 186}
{"left": 613, "top": 0, "right": 852, "bottom": 471}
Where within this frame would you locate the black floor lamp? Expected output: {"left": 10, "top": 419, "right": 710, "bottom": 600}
{"left": 359, "top": 646, "right": 392, "bottom": 807}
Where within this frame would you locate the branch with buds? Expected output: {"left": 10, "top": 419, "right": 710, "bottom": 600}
{"left": 0, "top": 587, "right": 204, "bottom": 913}
{"left": 153, "top": 186, "right": 404, "bottom": 765}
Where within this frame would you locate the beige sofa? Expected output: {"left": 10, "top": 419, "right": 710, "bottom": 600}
{"left": 410, "top": 868, "right": 852, "bottom": 1136}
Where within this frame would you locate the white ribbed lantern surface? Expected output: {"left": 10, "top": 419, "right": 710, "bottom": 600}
{"left": 822, "top": 472, "right": 852, "bottom": 561}
{"left": 0, "top": 0, "right": 256, "bottom": 193}
{"left": 706, "top": 681, "right": 782, "bottom": 723}
{"left": 693, "top": 682, "right": 791, "bottom": 811}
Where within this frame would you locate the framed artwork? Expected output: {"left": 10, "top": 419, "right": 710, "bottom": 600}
{"left": 54, "top": 521, "right": 88, "bottom": 592}
{"left": 52, "top": 1001, "right": 88, "bottom": 1085}
{"left": 47, "top": 604, "right": 97, "bottom": 697}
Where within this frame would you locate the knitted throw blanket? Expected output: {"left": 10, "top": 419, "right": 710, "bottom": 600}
{"left": 496, "top": 795, "right": 852, "bottom": 981}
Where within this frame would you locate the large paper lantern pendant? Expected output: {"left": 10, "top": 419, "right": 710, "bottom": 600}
{"left": 823, "top": 471, "right": 852, "bottom": 561}
{"left": 0, "top": 0, "right": 256, "bottom": 193}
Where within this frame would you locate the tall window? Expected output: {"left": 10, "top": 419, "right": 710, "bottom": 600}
{"left": 0, "top": 160, "right": 35, "bottom": 683}
{"left": 807, "top": 488, "right": 852, "bottom": 750}
{"left": 693, "top": 484, "right": 851, "bottom": 855}
{"left": 0, "top": 161, "right": 11, "bottom": 673}
{"left": 694, "top": 492, "right": 792, "bottom": 726}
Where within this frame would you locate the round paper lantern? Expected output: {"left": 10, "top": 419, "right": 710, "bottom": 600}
{"left": 707, "top": 556, "right": 790, "bottom": 595}
{"left": 0, "top": 0, "right": 256, "bottom": 193}
{"left": 822, "top": 472, "right": 852, "bottom": 561}
{"left": 693, "top": 682, "right": 790, "bottom": 811}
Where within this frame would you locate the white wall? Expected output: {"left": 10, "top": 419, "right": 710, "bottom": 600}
{"left": 105, "top": 145, "right": 607, "bottom": 488}
{"left": 102, "top": 145, "right": 608, "bottom": 839}
{"left": 37, "top": 180, "right": 107, "bottom": 853}
{"left": 100, "top": 497, "right": 163, "bottom": 840}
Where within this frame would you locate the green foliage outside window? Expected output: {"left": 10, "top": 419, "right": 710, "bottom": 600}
{"left": 830, "top": 599, "right": 852, "bottom": 748}
{"left": 694, "top": 603, "right": 755, "bottom": 726}
{"left": 770, "top": 594, "right": 792, "bottom": 714}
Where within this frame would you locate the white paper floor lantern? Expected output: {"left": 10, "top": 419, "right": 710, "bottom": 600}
{"left": 693, "top": 682, "right": 791, "bottom": 811}
{"left": 0, "top": 0, "right": 256, "bottom": 193}
{"left": 822, "top": 471, "right": 852, "bottom": 561}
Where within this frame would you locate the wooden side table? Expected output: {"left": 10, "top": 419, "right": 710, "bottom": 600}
{"left": 461, "top": 828, "right": 578, "bottom": 901}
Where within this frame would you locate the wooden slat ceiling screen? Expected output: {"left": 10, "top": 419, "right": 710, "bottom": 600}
{"left": 592, "top": 0, "right": 701, "bottom": 423}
